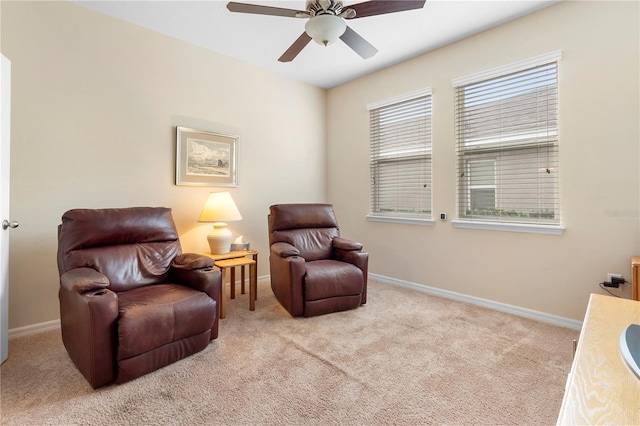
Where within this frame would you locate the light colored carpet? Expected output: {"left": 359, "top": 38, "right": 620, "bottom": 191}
{"left": 1, "top": 279, "right": 578, "bottom": 425}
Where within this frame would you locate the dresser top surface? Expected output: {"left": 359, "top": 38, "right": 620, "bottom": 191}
{"left": 557, "top": 294, "right": 640, "bottom": 425}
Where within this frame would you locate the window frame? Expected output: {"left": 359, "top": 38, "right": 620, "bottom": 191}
{"left": 452, "top": 51, "right": 565, "bottom": 235}
{"left": 366, "top": 88, "right": 434, "bottom": 226}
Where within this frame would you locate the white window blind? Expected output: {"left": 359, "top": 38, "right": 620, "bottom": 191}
{"left": 454, "top": 53, "right": 560, "bottom": 225}
{"left": 368, "top": 89, "right": 432, "bottom": 220}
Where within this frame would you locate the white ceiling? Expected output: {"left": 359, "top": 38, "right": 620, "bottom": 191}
{"left": 73, "top": 0, "right": 561, "bottom": 89}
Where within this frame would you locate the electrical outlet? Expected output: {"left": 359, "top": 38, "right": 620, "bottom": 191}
{"left": 607, "top": 273, "right": 623, "bottom": 283}
{"left": 607, "top": 272, "right": 624, "bottom": 291}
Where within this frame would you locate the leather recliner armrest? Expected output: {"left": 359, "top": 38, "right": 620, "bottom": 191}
{"left": 170, "top": 265, "right": 221, "bottom": 295}
{"left": 334, "top": 249, "right": 368, "bottom": 271}
{"left": 270, "top": 242, "right": 301, "bottom": 258}
{"left": 333, "top": 237, "right": 366, "bottom": 265}
{"left": 170, "top": 255, "right": 221, "bottom": 297}
{"left": 269, "top": 243, "right": 306, "bottom": 317}
{"left": 332, "top": 237, "right": 363, "bottom": 251}
{"left": 170, "top": 253, "right": 222, "bottom": 340}
{"left": 59, "top": 267, "right": 118, "bottom": 389}
{"left": 60, "top": 267, "right": 110, "bottom": 294}
{"left": 332, "top": 242, "right": 369, "bottom": 306}
{"left": 172, "top": 253, "right": 215, "bottom": 271}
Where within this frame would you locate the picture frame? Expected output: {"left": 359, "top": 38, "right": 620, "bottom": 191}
{"left": 176, "top": 126, "right": 238, "bottom": 187}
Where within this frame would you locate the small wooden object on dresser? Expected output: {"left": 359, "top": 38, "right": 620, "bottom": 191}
{"left": 631, "top": 256, "right": 640, "bottom": 301}
{"left": 557, "top": 294, "right": 640, "bottom": 425}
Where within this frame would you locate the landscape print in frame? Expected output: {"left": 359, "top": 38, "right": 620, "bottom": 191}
{"left": 176, "top": 127, "right": 238, "bottom": 187}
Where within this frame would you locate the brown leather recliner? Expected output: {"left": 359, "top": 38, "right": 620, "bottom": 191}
{"left": 268, "top": 203, "right": 368, "bottom": 317}
{"left": 57, "top": 207, "right": 221, "bottom": 389}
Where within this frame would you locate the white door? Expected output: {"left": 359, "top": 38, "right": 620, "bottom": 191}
{"left": 1, "top": 54, "right": 15, "bottom": 364}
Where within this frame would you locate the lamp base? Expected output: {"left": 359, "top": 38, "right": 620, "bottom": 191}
{"left": 207, "top": 223, "right": 232, "bottom": 254}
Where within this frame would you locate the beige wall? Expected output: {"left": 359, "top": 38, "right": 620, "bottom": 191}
{"left": 327, "top": 0, "right": 639, "bottom": 320}
{"left": 1, "top": 1, "right": 327, "bottom": 329}
{"left": 2, "top": 0, "right": 638, "bottom": 329}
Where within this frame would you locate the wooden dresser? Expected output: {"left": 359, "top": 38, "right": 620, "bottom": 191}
{"left": 557, "top": 294, "right": 640, "bottom": 425}
{"left": 631, "top": 256, "right": 640, "bottom": 301}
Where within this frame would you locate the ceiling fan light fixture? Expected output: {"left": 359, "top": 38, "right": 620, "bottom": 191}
{"left": 304, "top": 14, "right": 346, "bottom": 46}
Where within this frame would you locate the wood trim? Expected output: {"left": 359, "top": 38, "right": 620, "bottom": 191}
{"left": 632, "top": 256, "right": 640, "bottom": 301}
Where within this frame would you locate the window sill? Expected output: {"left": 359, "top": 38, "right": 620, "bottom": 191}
{"left": 451, "top": 219, "right": 565, "bottom": 235}
{"left": 367, "top": 215, "right": 435, "bottom": 226}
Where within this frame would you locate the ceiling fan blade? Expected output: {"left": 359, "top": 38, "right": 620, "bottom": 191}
{"left": 346, "top": 0, "right": 426, "bottom": 19}
{"left": 340, "top": 26, "right": 378, "bottom": 59}
{"left": 227, "top": 2, "right": 304, "bottom": 18}
{"left": 278, "top": 32, "right": 312, "bottom": 62}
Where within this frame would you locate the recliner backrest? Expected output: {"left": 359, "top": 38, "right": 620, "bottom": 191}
{"left": 268, "top": 204, "right": 339, "bottom": 262}
{"left": 57, "top": 207, "right": 182, "bottom": 292}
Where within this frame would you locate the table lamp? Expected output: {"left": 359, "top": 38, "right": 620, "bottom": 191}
{"left": 198, "top": 192, "right": 242, "bottom": 254}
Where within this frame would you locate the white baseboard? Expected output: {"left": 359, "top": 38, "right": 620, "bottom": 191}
{"left": 9, "top": 319, "right": 60, "bottom": 339}
{"left": 370, "top": 273, "right": 583, "bottom": 330}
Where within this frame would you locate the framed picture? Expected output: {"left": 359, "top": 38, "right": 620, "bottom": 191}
{"left": 176, "top": 127, "right": 238, "bottom": 187}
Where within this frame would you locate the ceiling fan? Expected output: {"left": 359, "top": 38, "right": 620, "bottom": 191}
{"left": 227, "top": 0, "right": 426, "bottom": 62}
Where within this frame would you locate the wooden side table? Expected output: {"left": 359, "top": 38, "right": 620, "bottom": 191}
{"left": 203, "top": 250, "right": 258, "bottom": 319}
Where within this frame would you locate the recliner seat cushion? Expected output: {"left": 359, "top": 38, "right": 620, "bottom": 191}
{"left": 117, "top": 284, "right": 215, "bottom": 360}
{"left": 304, "top": 260, "right": 363, "bottom": 301}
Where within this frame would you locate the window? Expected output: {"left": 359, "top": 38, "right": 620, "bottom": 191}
{"left": 454, "top": 51, "right": 561, "bottom": 228}
{"left": 468, "top": 159, "right": 496, "bottom": 211}
{"left": 367, "top": 89, "right": 432, "bottom": 224}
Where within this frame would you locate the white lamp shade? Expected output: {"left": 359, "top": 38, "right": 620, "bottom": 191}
{"left": 198, "top": 192, "right": 242, "bottom": 254}
{"left": 198, "top": 192, "right": 242, "bottom": 223}
{"left": 305, "top": 15, "right": 347, "bottom": 46}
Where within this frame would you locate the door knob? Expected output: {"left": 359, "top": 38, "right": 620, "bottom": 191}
{"left": 2, "top": 220, "right": 19, "bottom": 230}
